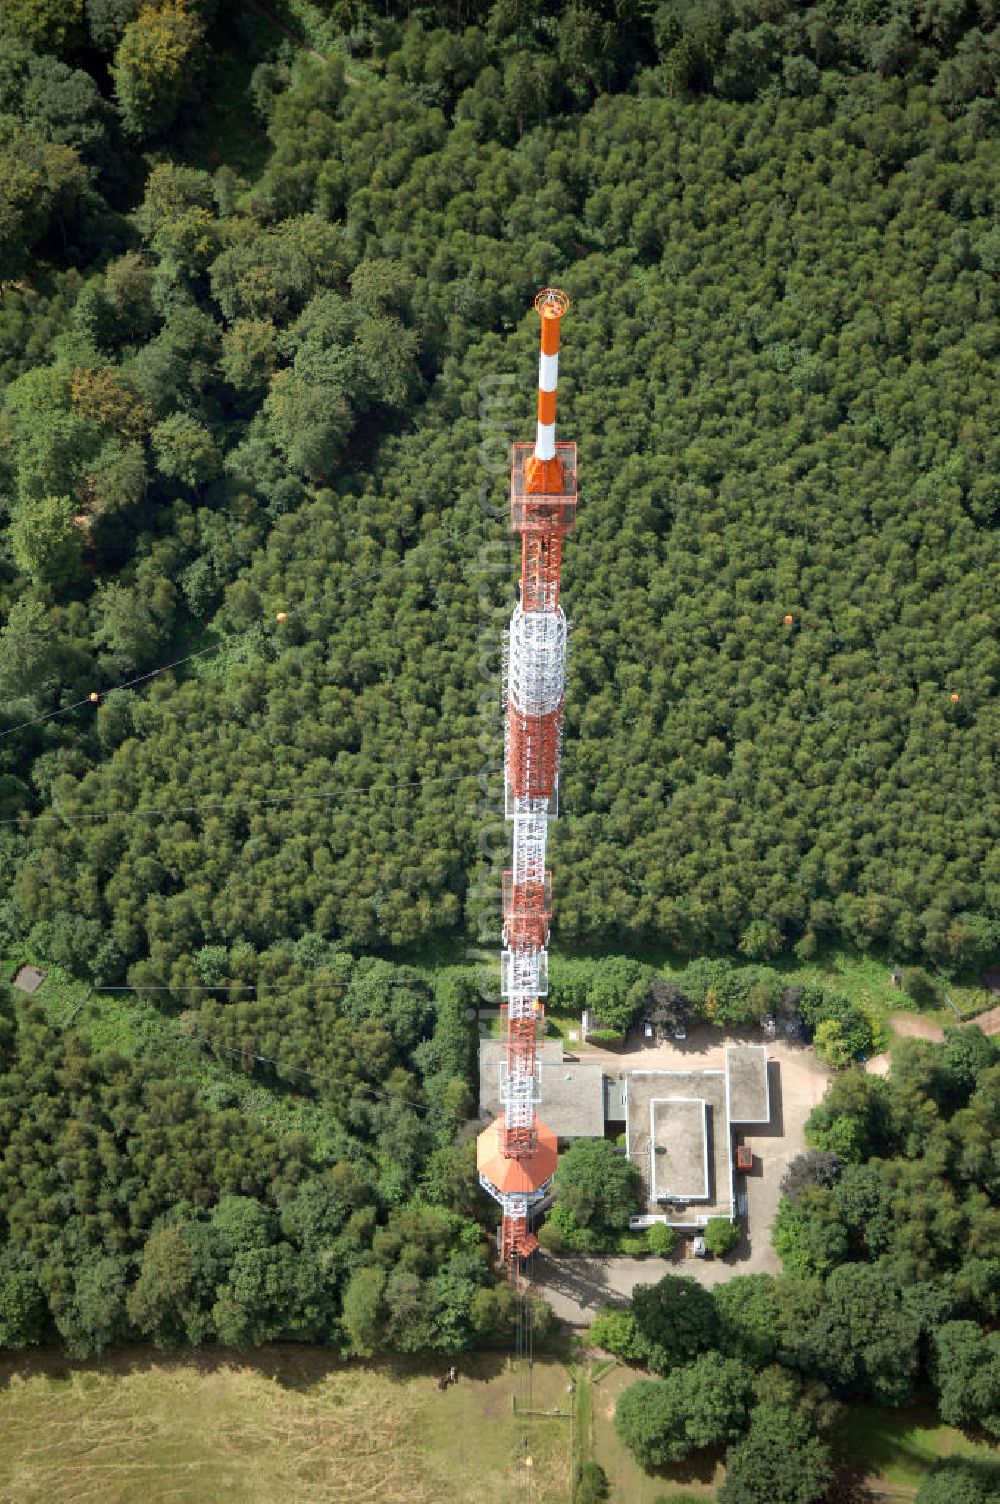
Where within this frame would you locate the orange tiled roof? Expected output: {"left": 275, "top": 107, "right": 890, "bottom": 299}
{"left": 476, "top": 1116, "right": 558, "bottom": 1194}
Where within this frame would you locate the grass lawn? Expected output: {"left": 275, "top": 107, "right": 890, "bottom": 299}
{"left": 542, "top": 1010, "right": 586, "bottom": 1044}
{"left": 764, "top": 944, "right": 990, "bottom": 1033}
{"left": 0, "top": 1346, "right": 575, "bottom": 1504}
{"left": 3, "top": 953, "right": 102, "bottom": 1035}
{"left": 831, "top": 1401, "right": 1000, "bottom": 1495}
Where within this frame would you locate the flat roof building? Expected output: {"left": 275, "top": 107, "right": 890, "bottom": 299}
{"left": 627, "top": 1069, "right": 733, "bottom": 1225}
{"left": 726, "top": 1044, "right": 770, "bottom": 1124}
{"left": 476, "top": 1029, "right": 777, "bottom": 1232}
{"left": 603, "top": 1074, "right": 627, "bottom": 1123}
{"left": 478, "top": 1040, "right": 605, "bottom": 1141}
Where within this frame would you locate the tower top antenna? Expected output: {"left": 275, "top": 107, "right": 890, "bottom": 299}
{"left": 534, "top": 287, "right": 570, "bottom": 318}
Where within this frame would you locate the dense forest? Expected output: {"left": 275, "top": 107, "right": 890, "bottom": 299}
{"left": 598, "top": 1026, "right": 1000, "bottom": 1503}
{"left": 0, "top": 967, "right": 554, "bottom": 1357}
{"left": 0, "top": 0, "right": 998, "bottom": 1366}
{"left": 1, "top": 0, "right": 998, "bottom": 994}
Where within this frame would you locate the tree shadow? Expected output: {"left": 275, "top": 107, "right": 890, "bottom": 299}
{"left": 922, "top": 1453, "right": 1000, "bottom": 1489}
{"left": 533, "top": 1253, "right": 617, "bottom": 1318}
{"left": 830, "top": 1466, "right": 883, "bottom": 1504}
{"left": 650, "top": 1444, "right": 723, "bottom": 1487}
{"left": 756, "top": 1059, "right": 785, "bottom": 1140}
{"left": 0, "top": 1342, "right": 512, "bottom": 1396}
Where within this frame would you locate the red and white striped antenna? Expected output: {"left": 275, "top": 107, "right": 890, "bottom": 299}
{"left": 526, "top": 287, "right": 570, "bottom": 494}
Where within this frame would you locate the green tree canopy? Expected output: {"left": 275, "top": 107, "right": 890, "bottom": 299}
{"left": 549, "top": 1137, "right": 643, "bottom": 1247}
{"left": 112, "top": 0, "right": 205, "bottom": 139}
{"left": 615, "top": 1353, "right": 754, "bottom": 1467}
{"left": 719, "top": 1404, "right": 832, "bottom": 1504}
{"left": 934, "top": 1320, "right": 1000, "bottom": 1436}
{"left": 631, "top": 1274, "right": 721, "bottom": 1375}
{"left": 10, "top": 494, "right": 83, "bottom": 589}
{"left": 916, "top": 1459, "right": 1000, "bottom": 1504}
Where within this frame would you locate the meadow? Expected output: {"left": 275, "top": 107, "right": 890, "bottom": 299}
{"left": 830, "top": 1402, "right": 1000, "bottom": 1499}
{"left": 0, "top": 1347, "right": 571, "bottom": 1504}
{"left": 3, "top": 1340, "right": 1000, "bottom": 1502}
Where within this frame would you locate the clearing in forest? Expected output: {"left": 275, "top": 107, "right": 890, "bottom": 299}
{"left": 0, "top": 1347, "right": 572, "bottom": 1504}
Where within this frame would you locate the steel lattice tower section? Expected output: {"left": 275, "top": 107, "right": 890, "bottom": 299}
{"left": 477, "top": 289, "right": 577, "bottom": 1269}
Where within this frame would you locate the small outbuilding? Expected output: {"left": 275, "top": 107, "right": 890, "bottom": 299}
{"left": 11, "top": 965, "right": 45, "bottom": 994}
{"left": 726, "top": 1044, "right": 770, "bottom": 1125}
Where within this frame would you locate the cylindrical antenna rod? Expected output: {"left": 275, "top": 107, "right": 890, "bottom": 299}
{"left": 526, "top": 288, "right": 570, "bottom": 493}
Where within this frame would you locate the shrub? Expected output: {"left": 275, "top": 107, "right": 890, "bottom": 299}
{"left": 675, "top": 958, "right": 786, "bottom": 1027}
{"left": 646, "top": 1222, "right": 679, "bottom": 1256}
{"left": 799, "top": 986, "right": 875, "bottom": 1058}
{"left": 549, "top": 955, "right": 652, "bottom": 1034}
{"left": 813, "top": 1018, "right": 852, "bottom": 1068}
{"left": 587, "top": 1028, "right": 623, "bottom": 1044}
{"left": 781, "top": 1152, "right": 842, "bottom": 1203}
{"left": 537, "top": 1211, "right": 569, "bottom": 1253}
{"left": 901, "top": 967, "right": 939, "bottom": 1007}
{"left": 573, "top": 1461, "right": 609, "bottom": 1503}
{"left": 585, "top": 956, "right": 652, "bottom": 1032}
{"left": 589, "top": 1306, "right": 647, "bottom": 1362}
{"left": 705, "top": 1218, "right": 741, "bottom": 1256}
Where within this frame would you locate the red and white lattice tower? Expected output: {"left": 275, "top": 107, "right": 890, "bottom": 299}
{"left": 477, "top": 289, "right": 577, "bottom": 1269}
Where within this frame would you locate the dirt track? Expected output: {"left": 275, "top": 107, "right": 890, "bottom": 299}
{"left": 865, "top": 1007, "right": 1000, "bottom": 1076}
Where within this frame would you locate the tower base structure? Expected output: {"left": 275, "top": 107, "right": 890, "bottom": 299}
{"left": 476, "top": 1115, "right": 558, "bottom": 1262}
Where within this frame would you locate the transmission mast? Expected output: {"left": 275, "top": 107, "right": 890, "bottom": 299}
{"left": 477, "top": 288, "right": 577, "bottom": 1270}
